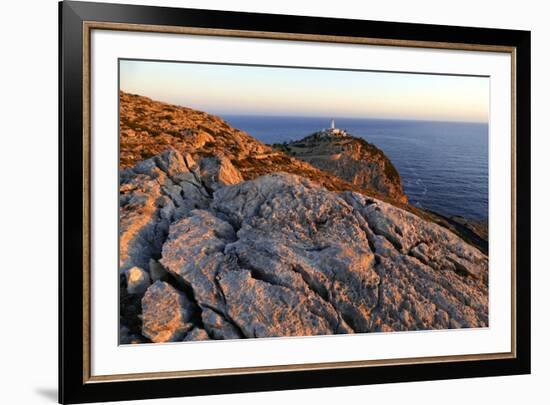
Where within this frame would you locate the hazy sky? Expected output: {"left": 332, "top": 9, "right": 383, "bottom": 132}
{"left": 120, "top": 59, "right": 489, "bottom": 122}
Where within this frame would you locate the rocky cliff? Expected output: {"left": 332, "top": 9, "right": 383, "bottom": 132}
{"left": 120, "top": 148, "right": 488, "bottom": 344}
{"left": 121, "top": 92, "right": 401, "bottom": 202}
{"left": 274, "top": 131, "right": 408, "bottom": 203}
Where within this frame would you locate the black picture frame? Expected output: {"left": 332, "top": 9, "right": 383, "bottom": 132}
{"left": 59, "top": 1, "right": 531, "bottom": 403}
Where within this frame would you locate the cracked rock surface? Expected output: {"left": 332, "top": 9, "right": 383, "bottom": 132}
{"left": 141, "top": 281, "right": 196, "bottom": 343}
{"left": 119, "top": 149, "right": 488, "bottom": 343}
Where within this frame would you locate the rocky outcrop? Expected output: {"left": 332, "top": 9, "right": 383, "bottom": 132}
{"left": 120, "top": 91, "right": 405, "bottom": 202}
{"left": 342, "top": 192, "right": 488, "bottom": 330}
{"left": 198, "top": 155, "right": 244, "bottom": 192}
{"left": 119, "top": 92, "right": 269, "bottom": 168}
{"left": 141, "top": 281, "right": 196, "bottom": 343}
{"left": 274, "top": 132, "right": 407, "bottom": 203}
{"left": 125, "top": 266, "right": 150, "bottom": 295}
{"left": 119, "top": 149, "right": 488, "bottom": 343}
{"left": 119, "top": 149, "right": 209, "bottom": 274}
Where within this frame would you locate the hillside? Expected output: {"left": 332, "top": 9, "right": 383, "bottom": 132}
{"left": 273, "top": 129, "right": 407, "bottom": 203}
{"left": 120, "top": 92, "right": 398, "bottom": 202}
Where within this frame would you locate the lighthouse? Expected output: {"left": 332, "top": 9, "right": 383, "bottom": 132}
{"left": 323, "top": 118, "right": 347, "bottom": 137}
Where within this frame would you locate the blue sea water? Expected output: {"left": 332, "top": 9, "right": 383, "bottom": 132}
{"left": 222, "top": 115, "right": 488, "bottom": 221}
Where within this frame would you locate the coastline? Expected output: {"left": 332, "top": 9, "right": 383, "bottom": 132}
{"left": 224, "top": 114, "right": 489, "bottom": 222}
{"left": 118, "top": 91, "right": 490, "bottom": 343}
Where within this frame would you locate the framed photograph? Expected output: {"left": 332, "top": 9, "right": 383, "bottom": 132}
{"left": 59, "top": 1, "right": 531, "bottom": 403}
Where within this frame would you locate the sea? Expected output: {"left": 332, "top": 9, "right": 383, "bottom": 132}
{"left": 222, "top": 115, "right": 488, "bottom": 221}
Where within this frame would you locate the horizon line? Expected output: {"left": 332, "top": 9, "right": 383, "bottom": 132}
{"left": 214, "top": 112, "right": 489, "bottom": 125}
{"left": 120, "top": 90, "right": 489, "bottom": 126}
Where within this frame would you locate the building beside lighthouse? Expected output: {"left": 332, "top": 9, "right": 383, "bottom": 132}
{"left": 326, "top": 118, "right": 347, "bottom": 137}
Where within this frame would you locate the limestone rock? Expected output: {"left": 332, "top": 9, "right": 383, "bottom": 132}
{"left": 217, "top": 269, "right": 352, "bottom": 337}
{"left": 214, "top": 173, "right": 379, "bottom": 333}
{"left": 342, "top": 191, "right": 488, "bottom": 330}
{"left": 184, "top": 327, "right": 210, "bottom": 341}
{"left": 199, "top": 155, "right": 244, "bottom": 191}
{"left": 200, "top": 307, "right": 243, "bottom": 340}
{"left": 119, "top": 149, "right": 210, "bottom": 274}
{"left": 125, "top": 266, "right": 150, "bottom": 295}
{"left": 213, "top": 173, "right": 487, "bottom": 333}
{"left": 120, "top": 147, "right": 488, "bottom": 342}
{"left": 343, "top": 191, "right": 488, "bottom": 283}
{"left": 160, "top": 210, "right": 236, "bottom": 312}
{"left": 141, "top": 281, "right": 196, "bottom": 343}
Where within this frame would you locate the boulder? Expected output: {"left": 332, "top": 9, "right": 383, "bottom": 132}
{"left": 199, "top": 155, "right": 244, "bottom": 191}
{"left": 160, "top": 210, "right": 237, "bottom": 314}
{"left": 141, "top": 281, "right": 196, "bottom": 343}
{"left": 125, "top": 266, "right": 150, "bottom": 295}
{"left": 119, "top": 149, "right": 210, "bottom": 273}
{"left": 183, "top": 327, "right": 210, "bottom": 341}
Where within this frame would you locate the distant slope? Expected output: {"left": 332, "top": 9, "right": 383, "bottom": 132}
{"left": 273, "top": 130, "right": 407, "bottom": 203}
{"left": 120, "top": 91, "right": 398, "bottom": 201}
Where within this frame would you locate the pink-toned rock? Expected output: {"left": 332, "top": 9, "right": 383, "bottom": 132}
{"left": 217, "top": 269, "right": 352, "bottom": 338}
{"left": 184, "top": 327, "right": 210, "bottom": 341}
{"left": 119, "top": 149, "right": 210, "bottom": 274}
{"left": 125, "top": 266, "right": 150, "bottom": 295}
{"left": 141, "top": 281, "right": 195, "bottom": 343}
{"left": 199, "top": 155, "right": 244, "bottom": 191}
{"left": 342, "top": 191, "right": 488, "bottom": 330}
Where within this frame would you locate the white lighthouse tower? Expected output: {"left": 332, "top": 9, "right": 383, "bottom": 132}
{"left": 324, "top": 118, "right": 347, "bottom": 137}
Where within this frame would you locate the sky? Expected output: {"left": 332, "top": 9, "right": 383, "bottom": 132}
{"left": 119, "top": 59, "right": 489, "bottom": 123}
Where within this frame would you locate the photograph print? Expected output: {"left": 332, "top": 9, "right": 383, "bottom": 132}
{"left": 118, "top": 59, "right": 489, "bottom": 345}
